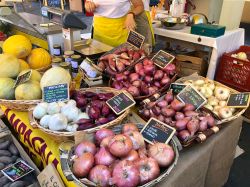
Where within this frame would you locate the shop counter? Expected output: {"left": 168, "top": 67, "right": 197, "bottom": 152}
{"left": 153, "top": 23, "right": 245, "bottom": 80}
{"left": 1, "top": 106, "right": 242, "bottom": 187}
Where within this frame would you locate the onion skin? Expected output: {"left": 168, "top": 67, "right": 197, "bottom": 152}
{"left": 72, "top": 153, "right": 94, "bottom": 178}
{"left": 178, "top": 130, "right": 191, "bottom": 142}
{"left": 170, "top": 99, "right": 185, "bottom": 111}
{"left": 108, "top": 134, "right": 133, "bottom": 157}
{"left": 124, "top": 131, "right": 145, "bottom": 150}
{"left": 112, "top": 160, "right": 140, "bottom": 187}
{"left": 95, "top": 147, "right": 116, "bottom": 166}
{"left": 122, "top": 123, "right": 139, "bottom": 133}
{"left": 100, "top": 136, "right": 114, "bottom": 148}
{"left": 75, "top": 141, "right": 97, "bottom": 156}
{"left": 136, "top": 158, "right": 160, "bottom": 185}
{"left": 148, "top": 143, "right": 175, "bottom": 167}
{"left": 187, "top": 118, "right": 200, "bottom": 136}
{"left": 95, "top": 129, "right": 114, "bottom": 145}
{"left": 88, "top": 165, "right": 111, "bottom": 187}
{"left": 122, "top": 150, "right": 139, "bottom": 162}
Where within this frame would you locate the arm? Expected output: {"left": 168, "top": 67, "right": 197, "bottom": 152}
{"left": 85, "top": 1, "right": 97, "bottom": 13}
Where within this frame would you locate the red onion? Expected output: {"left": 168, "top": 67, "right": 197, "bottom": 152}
{"left": 102, "top": 104, "right": 110, "bottom": 117}
{"left": 160, "top": 75, "right": 171, "bottom": 86}
{"left": 125, "top": 131, "right": 145, "bottom": 150}
{"left": 175, "top": 112, "right": 185, "bottom": 120}
{"left": 100, "top": 136, "right": 114, "bottom": 148}
{"left": 163, "top": 63, "right": 176, "bottom": 75}
{"left": 132, "top": 80, "right": 142, "bottom": 88}
{"left": 199, "top": 119, "right": 208, "bottom": 132}
{"left": 144, "top": 76, "right": 152, "bottom": 84}
{"left": 161, "top": 107, "right": 175, "bottom": 117}
{"left": 135, "top": 63, "right": 143, "bottom": 74}
{"left": 175, "top": 117, "right": 190, "bottom": 131}
{"left": 138, "top": 69, "right": 145, "bottom": 77}
{"left": 153, "top": 70, "right": 164, "bottom": 81}
{"left": 122, "top": 123, "right": 139, "bottom": 133}
{"left": 75, "top": 141, "right": 97, "bottom": 156}
{"left": 157, "top": 100, "right": 168, "bottom": 108}
{"left": 92, "top": 100, "right": 103, "bottom": 109}
{"left": 157, "top": 114, "right": 165, "bottom": 121}
{"left": 112, "top": 81, "right": 123, "bottom": 90}
{"left": 88, "top": 106, "right": 101, "bottom": 119}
{"left": 136, "top": 158, "right": 160, "bottom": 185}
{"left": 154, "top": 81, "right": 161, "bottom": 88}
{"left": 123, "top": 70, "right": 130, "bottom": 76}
{"left": 76, "top": 97, "right": 87, "bottom": 108}
{"left": 138, "top": 147, "right": 147, "bottom": 158}
{"left": 142, "top": 109, "right": 150, "bottom": 118}
{"left": 143, "top": 59, "right": 153, "bottom": 66}
{"left": 112, "top": 160, "right": 140, "bottom": 187}
{"left": 206, "top": 115, "right": 215, "bottom": 127}
{"left": 164, "top": 117, "right": 173, "bottom": 124}
{"left": 144, "top": 65, "right": 155, "bottom": 75}
{"left": 95, "top": 129, "right": 114, "bottom": 145}
{"left": 148, "top": 87, "right": 158, "bottom": 95}
{"left": 72, "top": 153, "right": 94, "bottom": 178}
{"left": 170, "top": 99, "right": 185, "bottom": 111}
{"left": 152, "top": 106, "right": 161, "bottom": 116}
{"left": 122, "top": 150, "right": 139, "bottom": 162}
{"left": 127, "top": 86, "right": 140, "bottom": 97}
{"left": 183, "top": 104, "right": 195, "bottom": 112}
{"left": 148, "top": 143, "right": 175, "bottom": 167}
{"left": 89, "top": 165, "right": 111, "bottom": 187}
{"left": 184, "top": 111, "right": 199, "bottom": 117}
{"left": 95, "top": 147, "right": 116, "bottom": 166}
{"left": 96, "top": 117, "right": 109, "bottom": 125}
{"left": 129, "top": 73, "right": 139, "bottom": 83}
{"left": 178, "top": 130, "right": 191, "bottom": 141}
{"left": 187, "top": 118, "right": 200, "bottom": 136}
{"left": 116, "top": 73, "right": 127, "bottom": 82}
{"left": 108, "top": 135, "right": 133, "bottom": 157}
{"left": 122, "top": 81, "right": 131, "bottom": 88}
{"left": 107, "top": 113, "right": 116, "bottom": 121}
{"left": 164, "top": 91, "right": 174, "bottom": 103}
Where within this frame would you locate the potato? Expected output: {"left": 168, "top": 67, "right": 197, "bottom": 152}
{"left": 0, "top": 176, "right": 9, "bottom": 186}
{"left": 8, "top": 143, "right": 19, "bottom": 156}
{"left": 9, "top": 181, "right": 26, "bottom": 187}
{"left": 0, "top": 150, "right": 11, "bottom": 157}
{"left": 0, "top": 163, "right": 5, "bottom": 170}
{"left": 11, "top": 155, "right": 18, "bottom": 163}
{"left": 3, "top": 182, "right": 12, "bottom": 187}
{"left": 0, "top": 140, "right": 10, "bottom": 150}
{"left": 0, "top": 156, "right": 13, "bottom": 164}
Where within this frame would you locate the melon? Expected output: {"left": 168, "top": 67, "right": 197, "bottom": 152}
{"left": 0, "top": 78, "right": 15, "bottom": 100}
{"left": 18, "top": 69, "right": 41, "bottom": 82}
{"left": 3, "top": 35, "right": 32, "bottom": 58}
{"left": 15, "top": 81, "right": 42, "bottom": 100}
{"left": 19, "top": 59, "right": 30, "bottom": 71}
{"left": 0, "top": 54, "right": 20, "bottom": 78}
{"left": 40, "top": 67, "right": 71, "bottom": 89}
{"left": 28, "top": 48, "right": 51, "bottom": 69}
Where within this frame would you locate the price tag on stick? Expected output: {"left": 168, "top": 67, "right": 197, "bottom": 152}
{"left": 14, "top": 70, "right": 32, "bottom": 88}
{"left": 43, "top": 83, "right": 69, "bottom": 103}
{"left": 177, "top": 85, "right": 207, "bottom": 110}
{"left": 126, "top": 30, "right": 145, "bottom": 49}
{"left": 170, "top": 83, "right": 187, "bottom": 95}
{"left": 141, "top": 118, "right": 176, "bottom": 144}
{"left": 152, "top": 50, "right": 175, "bottom": 69}
{"left": 106, "top": 92, "right": 136, "bottom": 115}
{"left": 226, "top": 92, "right": 250, "bottom": 108}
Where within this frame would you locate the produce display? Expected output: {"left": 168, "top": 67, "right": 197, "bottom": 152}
{"left": 111, "top": 58, "right": 176, "bottom": 98}
{"left": 183, "top": 79, "right": 235, "bottom": 119}
{"left": 97, "top": 47, "right": 146, "bottom": 75}
{"left": 71, "top": 124, "right": 175, "bottom": 187}
{"left": 0, "top": 137, "right": 37, "bottom": 187}
{"left": 139, "top": 91, "right": 216, "bottom": 143}
{"left": 32, "top": 90, "right": 124, "bottom": 132}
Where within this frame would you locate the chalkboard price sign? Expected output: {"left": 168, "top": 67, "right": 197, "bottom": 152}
{"left": 43, "top": 83, "right": 69, "bottom": 103}
{"left": 177, "top": 85, "right": 207, "bottom": 110}
{"left": 152, "top": 50, "right": 175, "bottom": 69}
{"left": 140, "top": 118, "right": 176, "bottom": 144}
{"left": 14, "top": 70, "right": 32, "bottom": 88}
{"left": 170, "top": 83, "right": 187, "bottom": 95}
{"left": 127, "top": 30, "right": 145, "bottom": 49}
{"left": 226, "top": 93, "right": 250, "bottom": 108}
{"left": 106, "top": 92, "right": 136, "bottom": 115}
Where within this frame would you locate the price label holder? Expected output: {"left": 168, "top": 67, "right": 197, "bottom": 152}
{"left": 177, "top": 85, "right": 207, "bottom": 110}
{"left": 43, "top": 83, "right": 69, "bottom": 103}
{"left": 13, "top": 70, "right": 32, "bottom": 88}
{"left": 126, "top": 30, "right": 145, "bottom": 49}
{"left": 106, "top": 92, "right": 136, "bottom": 115}
{"left": 1, "top": 160, "right": 34, "bottom": 182}
{"left": 140, "top": 118, "right": 176, "bottom": 144}
{"left": 226, "top": 92, "right": 250, "bottom": 108}
{"left": 151, "top": 50, "right": 175, "bottom": 69}
{"left": 170, "top": 83, "right": 187, "bottom": 95}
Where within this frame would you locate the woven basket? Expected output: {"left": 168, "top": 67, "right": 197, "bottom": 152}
{"left": 175, "top": 74, "right": 247, "bottom": 125}
{"left": 28, "top": 87, "right": 132, "bottom": 138}
{"left": 60, "top": 123, "right": 179, "bottom": 187}
{"left": 0, "top": 99, "right": 41, "bottom": 111}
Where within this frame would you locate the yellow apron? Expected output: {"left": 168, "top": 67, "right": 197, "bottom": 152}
{"left": 145, "top": 11, "right": 155, "bottom": 46}
{"left": 93, "top": 16, "right": 128, "bottom": 47}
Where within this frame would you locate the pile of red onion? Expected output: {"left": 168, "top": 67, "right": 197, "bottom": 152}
{"left": 140, "top": 91, "right": 216, "bottom": 142}
{"left": 111, "top": 58, "right": 176, "bottom": 98}
{"left": 72, "top": 124, "right": 175, "bottom": 187}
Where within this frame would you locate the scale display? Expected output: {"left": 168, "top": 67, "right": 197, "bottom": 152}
{"left": 45, "top": 0, "right": 64, "bottom": 9}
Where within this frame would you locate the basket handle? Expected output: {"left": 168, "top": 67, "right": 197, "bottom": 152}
{"left": 28, "top": 109, "right": 39, "bottom": 129}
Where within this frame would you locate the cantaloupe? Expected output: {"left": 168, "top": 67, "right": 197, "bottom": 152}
{"left": 18, "top": 69, "right": 41, "bottom": 82}
{"left": 0, "top": 78, "right": 15, "bottom": 100}
{"left": 3, "top": 35, "right": 32, "bottom": 58}
{"left": 28, "top": 48, "right": 51, "bottom": 69}
{"left": 19, "top": 59, "right": 30, "bottom": 71}
{"left": 40, "top": 67, "right": 71, "bottom": 89}
{"left": 15, "top": 81, "right": 42, "bottom": 100}
{"left": 0, "top": 54, "right": 20, "bottom": 78}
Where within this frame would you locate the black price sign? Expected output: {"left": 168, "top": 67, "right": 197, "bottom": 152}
{"left": 127, "top": 30, "right": 145, "bottom": 49}
{"left": 152, "top": 50, "right": 175, "bottom": 69}
{"left": 177, "top": 85, "right": 207, "bottom": 110}
{"left": 141, "top": 118, "right": 176, "bottom": 144}
{"left": 170, "top": 83, "right": 187, "bottom": 95}
{"left": 227, "top": 93, "right": 250, "bottom": 108}
{"left": 43, "top": 83, "right": 69, "bottom": 103}
{"left": 14, "top": 70, "right": 32, "bottom": 88}
{"left": 106, "top": 92, "right": 136, "bottom": 115}
{"left": 1, "top": 160, "right": 34, "bottom": 182}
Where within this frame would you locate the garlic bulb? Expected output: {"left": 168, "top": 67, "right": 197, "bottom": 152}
{"left": 38, "top": 102, "right": 48, "bottom": 110}
{"left": 40, "top": 115, "right": 51, "bottom": 128}
{"left": 77, "top": 112, "right": 90, "bottom": 121}
{"left": 33, "top": 105, "right": 47, "bottom": 119}
{"left": 214, "top": 86, "right": 230, "bottom": 101}
{"left": 213, "top": 106, "right": 221, "bottom": 112}
{"left": 47, "top": 102, "right": 60, "bottom": 115}
{"left": 219, "top": 101, "right": 227, "bottom": 107}
{"left": 194, "top": 79, "right": 205, "bottom": 86}
{"left": 204, "top": 104, "right": 213, "bottom": 111}
{"left": 218, "top": 107, "right": 233, "bottom": 119}
{"left": 66, "top": 124, "right": 79, "bottom": 132}
{"left": 203, "top": 87, "right": 213, "bottom": 98}
{"left": 64, "top": 106, "right": 79, "bottom": 122}
{"left": 58, "top": 101, "right": 66, "bottom": 108}
{"left": 48, "top": 113, "right": 68, "bottom": 131}
{"left": 67, "top": 100, "right": 76, "bottom": 107}
{"left": 208, "top": 96, "right": 219, "bottom": 106}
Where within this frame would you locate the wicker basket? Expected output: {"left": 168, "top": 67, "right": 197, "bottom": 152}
{"left": 0, "top": 99, "right": 41, "bottom": 111}
{"left": 60, "top": 123, "right": 179, "bottom": 187}
{"left": 28, "top": 87, "right": 132, "bottom": 138}
{"left": 175, "top": 73, "right": 247, "bottom": 125}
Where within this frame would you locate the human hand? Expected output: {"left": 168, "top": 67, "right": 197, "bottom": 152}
{"left": 124, "top": 14, "right": 136, "bottom": 31}
{"left": 85, "top": 1, "right": 97, "bottom": 13}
